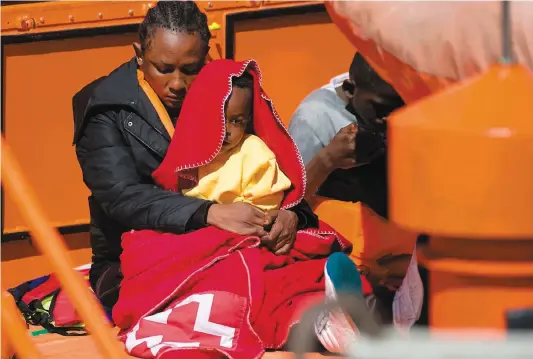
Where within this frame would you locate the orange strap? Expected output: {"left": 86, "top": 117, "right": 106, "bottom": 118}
{"left": 136, "top": 69, "right": 175, "bottom": 137}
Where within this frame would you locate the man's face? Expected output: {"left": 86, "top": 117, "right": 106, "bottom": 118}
{"left": 342, "top": 78, "right": 404, "bottom": 133}
{"left": 134, "top": 28, "right": 208, "bottom": 113}
{"left": 223, "top": 87, "right": 252, "bottom": 152}
{"left": 342, "top": 75, "right": 405, "bottom": 165}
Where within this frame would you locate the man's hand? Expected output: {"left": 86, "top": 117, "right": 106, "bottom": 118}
{"left": 260, "top": 210, "right": 298, "bottom": 255}
{"left": 322, "top": 123, "right": 357, "bottom": 170}
{"left": 303, "top": 123, "right": 358, "bottom": 200}
{"left": 206, "top": 203, "right": 272, "bottom": 236}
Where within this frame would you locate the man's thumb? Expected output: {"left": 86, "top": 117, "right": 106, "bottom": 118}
{"left": 342, "top": 123, "right": 356, "bottom": 134}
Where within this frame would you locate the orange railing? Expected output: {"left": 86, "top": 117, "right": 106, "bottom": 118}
{"left": 1, "top": 290, "right": 42, "bottom": 359}
{"left": 0, "top": 135, "right": 126, "bottom": 358}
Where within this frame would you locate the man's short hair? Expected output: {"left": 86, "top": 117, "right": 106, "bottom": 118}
{"left": 349, "top": 53, "right": 400, "bottom": 99}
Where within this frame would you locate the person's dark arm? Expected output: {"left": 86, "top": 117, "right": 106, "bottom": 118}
{"left": 303, "top": 123, "right": 358, "bottom": 202}
{"left": 76, "top": 112, "right": 211, "bottom": 233}
{"left": 287, "top": 199, "right": 319, "bottom": 230}
{"left": 288, "top": 107, "right": 338, "bottom": 201}
{"left": 303, "top": 148, "right": 337, "bottom": 202}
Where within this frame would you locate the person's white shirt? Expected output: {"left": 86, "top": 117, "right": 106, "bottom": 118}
{"left": 321, "top": 72, "right": 349, "bottom": 93}
{"left": 289, "top": 72, "right": 355, "bottom": 165}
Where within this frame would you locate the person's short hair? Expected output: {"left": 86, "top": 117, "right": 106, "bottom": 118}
{"left": 138, "top": 1, "right": 211, "bottom": 52}
{"left": 232, "top": 71, "right": 254, "bottom": 90}
{"left": 230, "top": 71, "right": 254, "bottom": 133}
{"left": 349, "top": 53, "right": 400, "bottom": 99}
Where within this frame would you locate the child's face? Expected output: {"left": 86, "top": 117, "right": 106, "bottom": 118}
{"left": 223, "top": 87, "right": 252, "bottom": 151}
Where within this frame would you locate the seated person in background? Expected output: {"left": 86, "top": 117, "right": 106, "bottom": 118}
{"left": 289, "top": 53, "right": 423, "bottom": 327}
{"left": 289, "top": 52, "right": 404, "bottom": 218}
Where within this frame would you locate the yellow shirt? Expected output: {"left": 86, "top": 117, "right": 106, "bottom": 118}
{"left": 183, "top": 134, "right": 292, "bottom": 212}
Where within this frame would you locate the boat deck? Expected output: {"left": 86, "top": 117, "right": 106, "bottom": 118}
{"left": 28, "top": 326, "right": 324, "bottom": 359}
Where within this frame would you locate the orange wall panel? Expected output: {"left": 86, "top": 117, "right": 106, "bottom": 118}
{"left": 1, "top": 233, "right": 91, "bottom": 289}
{"left": 2, "top": 5, "right": 355, "bottom": 235}
{"left": 2, "top": 33, "right": 137, "bottom": 234}
{"left": 233, "top": 10, "right": 355, "bottom": 124}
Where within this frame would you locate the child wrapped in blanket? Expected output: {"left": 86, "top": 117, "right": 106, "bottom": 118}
{"left": 152, "top": 59, "right": 370, "bottom": 353}
{"left": 181, "top": 71, "right": 291, "bottom": 216}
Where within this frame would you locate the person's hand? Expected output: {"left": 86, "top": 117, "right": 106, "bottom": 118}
{"left": 206, "top": 203, "right": 272, "bottom": 236}
{"left": 260, "top": 210, "right": 298, "bottom": 255}
{"left": 322, "top": 123, "right": 357, "bottom": 170}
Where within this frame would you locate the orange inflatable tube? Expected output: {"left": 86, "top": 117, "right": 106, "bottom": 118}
{"left": 325, "top": 1, "right": 533, "bottom": 102}
{"left": 327, "top": 0, "right": 533, "bottom": 331}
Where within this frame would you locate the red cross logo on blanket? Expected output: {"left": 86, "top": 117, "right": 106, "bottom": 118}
{"left": 124, "top": 292, "right": 247, "bottom": 358}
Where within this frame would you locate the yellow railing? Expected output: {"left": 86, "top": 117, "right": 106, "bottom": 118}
{"left": 0, "top": 135, "right": 126, "bottom": 358}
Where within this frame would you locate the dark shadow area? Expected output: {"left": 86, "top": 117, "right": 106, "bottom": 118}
{"left": 226, "top": 3, "right": 327, "bottom": 59}
{"left": 1, "top": 0, "right": 49, "bottom": 5}
{"left": 415, "top": 264, "right": 430, "bottom": 326}
{"left": 1, "top": 231, "right": 90, "bottom": 262}
{"left": 234, "top": 10, "right": 331, "bottom": 34}
{"left": 414, "top": 234, "right": 430, "bottom": 326}
{"left": 2, "top": 225, "right": 91, "bottom": 243}
{"left": 507, "top": 307, "right": 533, "bottom": 330}
{"left": 3, "top": 31, "right": 137, "bottom": 57}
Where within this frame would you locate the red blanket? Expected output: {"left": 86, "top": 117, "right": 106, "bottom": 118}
{"left": 113, "top": 223, "right": 371, "bottom": 359}
{"left": 115, "top": 59, "right": 372, "bottom": 358}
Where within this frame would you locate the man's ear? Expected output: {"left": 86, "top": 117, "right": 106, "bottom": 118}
{"left": 342, "top": 79, "right": 356, "bottom": 99}
{"left": 132, "top": 42, "right": 143, "bottom": 66}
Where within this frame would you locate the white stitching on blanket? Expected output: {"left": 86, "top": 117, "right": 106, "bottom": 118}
{"left": 150, "top": 249, "right": 270, "bottom": 359}
{"left": 236, "top": 251, "right": 266, "bottom": 359}
{"left": 120, "top": 230, "right": 345, "bottom": 356}
{"left": 274, "top": 320, "right": 302, "bottom": 350}
{"left": 118, "top": 237, "right": 261, "bottom": 342}
{"left": 257, "top": 94, "right": 306, "bottom": 210}
{"left": 172, "top": 59, "right": 307, "bottom": 209}
{"left": 259, "top": 93, "right": 306, "bottom": 210}
{"left": 298, "top": 229, "right": 349, "bottom": 252}
{"left": 174, "top": 60, "right": 253, "bottom": 175}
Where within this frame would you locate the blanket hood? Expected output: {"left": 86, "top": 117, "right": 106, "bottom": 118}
{"left": 152, "top": 59, "right": 306, "bottom": 209}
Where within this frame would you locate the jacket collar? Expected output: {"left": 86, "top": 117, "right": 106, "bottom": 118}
{"left": 73, "top": 58, "right": 171, "bottom": 144}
